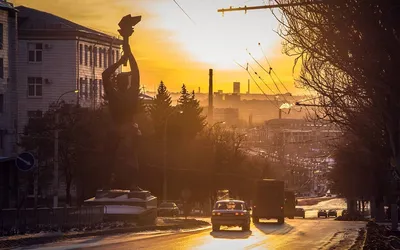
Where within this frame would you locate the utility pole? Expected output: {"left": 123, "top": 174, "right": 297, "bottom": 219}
{"left": 208, "top": 69, "right": 214, "bottom": 124}
{"left": 53, "top": 112, "right": 59, "bottom": 208}
{"left": 217, "top": 1, "right": 324, "bottom": 13}
{"left": 53, "top": 89, "right": 79, "bottom": 208}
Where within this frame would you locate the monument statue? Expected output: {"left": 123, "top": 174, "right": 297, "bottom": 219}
{"left": 102, "top": 15, "right": 142, "bottom": 190}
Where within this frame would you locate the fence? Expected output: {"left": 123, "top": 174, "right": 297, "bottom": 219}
{"left": 0, "top": 206, "right": 104, "bottom": 235}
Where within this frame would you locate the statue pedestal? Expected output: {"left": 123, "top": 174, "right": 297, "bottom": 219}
{"left": 84, "top": 189, "right": 158, "bottom": 224}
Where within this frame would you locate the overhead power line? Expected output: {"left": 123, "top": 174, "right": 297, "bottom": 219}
{"left": 246, "top": 49, "right": 290, "bottom": 103}
{"left": 173, "top": 0, "right": 196, "bottom": 25}
{"left": 234, "top": 60, "right": 285, "bottom": 112}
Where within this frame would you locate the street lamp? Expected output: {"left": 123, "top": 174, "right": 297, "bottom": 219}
{"left": 53, "top": 89, "right": 79, "bottom": 208}
{"left": 163, "top": 108, "right": 183, "bottom": 202}
{"left": 208, "top": 121, "right": 225, "bottom": 137}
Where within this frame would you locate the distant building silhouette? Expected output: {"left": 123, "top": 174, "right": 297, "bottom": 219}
{"left": 233, "top": 82, "right": 240, "bottom": 94}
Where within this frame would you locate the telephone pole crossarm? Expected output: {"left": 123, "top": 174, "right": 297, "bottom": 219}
{"left": 217, "top": 1, "right": 324, "bottom": 13}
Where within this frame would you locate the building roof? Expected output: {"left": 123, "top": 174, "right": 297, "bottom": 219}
{"left": 0, "top": 0, "right": 16, "bottom": 12}
{"left": 16, "top": 6, "right": 122, "bottom": 45}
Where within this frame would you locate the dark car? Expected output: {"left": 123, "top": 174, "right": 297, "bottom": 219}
{"left": 295, "top": 208, "right": 305, "bottom": 218}
{"left": 211, "top": 199, "right": 251, "bottom": 231}
{"left": 328, "top": 209, "right": 337, "bottom": 217}
{"left": 158, "top": 202, "right": 180, "bottom": 217}
{"left": 191, "top": 207, "right": 204, "bottom": 216}
{"left": 318, "top": 209, "right": 328, "bottom": 218}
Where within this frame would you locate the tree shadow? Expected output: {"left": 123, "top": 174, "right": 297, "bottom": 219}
{"left": 210, "top": 229, "right": 252, "bottom": 239}
{"left": 254, "top": 221, "right": 294, "bottom": 235}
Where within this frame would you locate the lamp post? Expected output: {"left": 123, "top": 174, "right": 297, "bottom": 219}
{"left": 53, "top": 89, "right": 79, "bottom": 208}
{"left": 163, "top": 108, "right": 183, "bottom": 202}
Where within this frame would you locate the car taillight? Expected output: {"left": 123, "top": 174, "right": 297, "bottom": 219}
{"left": 240, "top": 212, "right": 244, "bottom": 216}
{"left": 212, "top": 212, "right": 215, "bottom": 215}
{"left": 235, "top": 212, "right": 239, "bottom": 215}
{"left": 281, "top": 206, "right": 283, "bottom": 210}
{"left": 217, "top": 212, "right": 221, "bottom": 215}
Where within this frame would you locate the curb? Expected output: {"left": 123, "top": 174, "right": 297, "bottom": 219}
{"left": 0, "top": 221, "right": 210, "bottom": 249}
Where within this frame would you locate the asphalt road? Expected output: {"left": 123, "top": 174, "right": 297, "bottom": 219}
{"left": 18, "top": 218, "right": 365, "bottom": 250}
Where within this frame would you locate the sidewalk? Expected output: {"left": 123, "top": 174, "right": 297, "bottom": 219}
{"left": 0, "top": 218, "right": 210, "bottom": 250}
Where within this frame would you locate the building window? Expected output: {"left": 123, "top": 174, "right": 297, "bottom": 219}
{"left": 89, "top": 46, "right": 92, "bottom": 66}
{"left": 84, "top": 77, "right": 88, "bottom": 99}
{"left": 99, "top": 79, "right": 103, "bottom": 98}
{"left": 99, "top": 48, "right": 102, "bottom": 68}
{"left": 0, "top": 94, "right": 3, "bottom": 113}
{"left": 94, "top": 47, "right": 97, "bottom": 67}
{"left": 108, "top": 49, "right": 111, "bottom": 66}
{"left": 27, "top": 77, "right": 43, "bottom": 97}
{"left": 0, "top": 24, "right": 3, "bottom": 50}
{"left": 79, "top": 78, "right": 84, "bottom": 98}
{"left": 116, "top": 50, "right": 120, "bottom": 62}
{"left": 89, "top": 79, "right": 93, "bottom": 98}
{"left": 104, "top": 49, "right": 108, "bottom": 68}
{"left": 93, "top": 79, "right": 98, "bottom": 100}
{"left": 84, "top": 45, "right": 88, "bottom": 66}
{"left": 79, "top": 44, "right": 83, "bottom": 65}
{"left": 0, "top": 58, "right": 3, "bottom": 79}
{"left": 28, "top": 43, "right": 43, "bottom": 62}
{"left": 27, "top": 110, "right": 43, "bottom": 119}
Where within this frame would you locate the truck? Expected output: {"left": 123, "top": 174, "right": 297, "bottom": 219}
{"left": 252, "top": 179, "right": 285, "bottom": 224}
{"left": 284, "top": 190, "right": 296, "bottom": 219}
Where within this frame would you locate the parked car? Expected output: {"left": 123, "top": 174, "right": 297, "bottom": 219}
{"left": 191, "top": 207, "right": 204, "bottom": 216}
{"left": 318, "top": 209, "right": 328, "bottom": 218}
{"left": 328, "top": 209, "right": 337, "bottom": 217}
{"left": 158, "top": 202, "right": 180, "bottom": 217}
{"left": 295, "top": 208, "right": 305, "bottom": 218}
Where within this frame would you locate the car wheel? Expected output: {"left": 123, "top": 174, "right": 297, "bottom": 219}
{"left": 242, "top": 224, "right": 250, "bottom": 231}
{"left": 303, "top": 215, "right": 305, "bottom": 219}
{"left": 212, "top": 224, "right": 220, "bottom": 231}
{"left": 277, "top": 217, "right": 284, "bottom": 224}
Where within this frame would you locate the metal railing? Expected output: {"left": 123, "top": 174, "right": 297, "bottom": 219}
{"left": 0, "top": 206, "right": 104, "bottom": 235}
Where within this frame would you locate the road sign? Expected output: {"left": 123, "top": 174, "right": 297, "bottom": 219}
{"left": 15, "top": 152, "right": 36, "bottom": 171}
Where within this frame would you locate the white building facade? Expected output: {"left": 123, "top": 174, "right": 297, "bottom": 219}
{"left": 16, "top": 6, "right": 123, "bottom": 134}
{"left": 0, "top": 1, "right": 18, "bottom": 157}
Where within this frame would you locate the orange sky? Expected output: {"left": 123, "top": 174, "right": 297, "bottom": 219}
{"left": 14, "top": 0, "right": 303, "bottom": 95}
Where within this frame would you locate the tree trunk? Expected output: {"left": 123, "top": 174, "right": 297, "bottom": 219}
{"left": 66, "top": 177, "right": 71, "bottom": 206}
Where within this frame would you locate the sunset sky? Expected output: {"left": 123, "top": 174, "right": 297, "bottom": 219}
{"left": 14, "top": 0, "right": 302, "bottom": 95}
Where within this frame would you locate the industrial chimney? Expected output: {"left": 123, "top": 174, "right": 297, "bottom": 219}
{"left": 247, "top": 79, "right": 250, "bottom": 94}
{"left": 208, "top": 69, "right": 214, "bottom": 123}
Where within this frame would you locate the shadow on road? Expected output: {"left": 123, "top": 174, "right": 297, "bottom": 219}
{"left": 254, "top": 221, "right": 294, "bottom": 235}
{"left": 210, "top": 230, "right": 252, "bottom": 239}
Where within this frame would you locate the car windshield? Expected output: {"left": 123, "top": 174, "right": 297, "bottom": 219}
{"left": 215, "top": 201, "right": 244, "bottom": 210}
{"left": 160, "top": 203, "right": 175, "bottom": 208}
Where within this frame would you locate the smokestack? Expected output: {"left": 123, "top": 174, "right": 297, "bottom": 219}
{"left": 208, "top": 69, "right": 214, "bottom": 123}
{"left": 198, "top": 87, "right": 200, "bottom": 93}
{"left": 247, "top": 79, "right": 250, "bottom": 94}
{"left": 279, "top": 109, "right": 282, "bottom": 119}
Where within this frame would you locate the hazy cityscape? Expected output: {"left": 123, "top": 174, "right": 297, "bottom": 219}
{"left": 0, "top": 0, "right": 397, "bottom": 249}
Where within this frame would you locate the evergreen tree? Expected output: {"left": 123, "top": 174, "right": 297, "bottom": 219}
{"left": 176, "top": 84, "right": 206, "bottom": 141}
{"left": 149, "top": 81, "right": 173, "bottom": 136}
